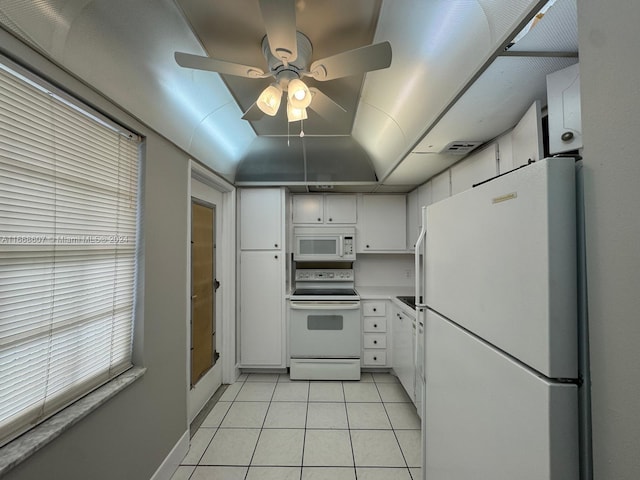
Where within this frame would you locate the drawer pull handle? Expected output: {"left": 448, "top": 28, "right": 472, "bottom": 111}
{"left": 373, "top": 356, "right": 377, "bottom": 361}
{"left": 373, "top": 340, "right": 378, "bottom": 344}
{"left": 372, "top": 308, "right": 377, "bottom": 312}
{"left": 373, "top": 323, "right": 378, "bottom": 328}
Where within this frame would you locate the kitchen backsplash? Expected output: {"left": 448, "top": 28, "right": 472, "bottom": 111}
{"left": 354, "top": 254, "right": 415, "bottom": 288}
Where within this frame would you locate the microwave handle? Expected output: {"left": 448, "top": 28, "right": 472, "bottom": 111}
{"left": 338, "top": 235, "right": 344, "bottom": 257}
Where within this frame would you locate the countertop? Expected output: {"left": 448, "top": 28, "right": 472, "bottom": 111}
{"left": 356, "top": 286, "right": 415, "bottom": 299}
{"left": 357, "top": 286, "right": 417, "bottom": 316}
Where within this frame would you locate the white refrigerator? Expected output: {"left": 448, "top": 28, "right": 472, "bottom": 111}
{"left": 420, "top": 157, "right": 581, "bottom": 479}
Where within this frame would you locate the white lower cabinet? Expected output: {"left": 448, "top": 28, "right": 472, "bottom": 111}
{"left": 239, "top": 250, "right": 284, "bottom": 366}
{"left": 392, "top": 304, "right": 416, "bottom": 403}
{"left": 361, "top": 300, "right": 390, "bottom": 367}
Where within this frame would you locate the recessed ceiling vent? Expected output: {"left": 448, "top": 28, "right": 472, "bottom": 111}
{"left": 441, "top": 141, "right": 483, "bottom": 155}
{"left": 309, "top": 184, "right": 335, "bottom": 191}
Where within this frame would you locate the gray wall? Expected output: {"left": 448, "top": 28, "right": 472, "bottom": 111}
{"left": 579, "top": 1, "right": 640, "bottom": 479}
{"left": 1, "top": 31, "right": 190, "bottom": 480}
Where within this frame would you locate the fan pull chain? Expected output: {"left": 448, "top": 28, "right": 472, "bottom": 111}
{"left": 300, "top": 119, "right": 305, "bottom": 138}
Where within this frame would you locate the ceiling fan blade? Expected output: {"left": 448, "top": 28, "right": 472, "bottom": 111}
{"left": 259, "top": 0, "right": 298, "bottom": 63}
{"left": 309, "top": 41, "right": 392, "bottom": 81}
{"left": 308, "top": 88, "right": 347, "bottom": 121}
{"left": 175, "top": 52, "right": 267, "bottom": 79}
{"left": 241, "top": 102, "right": 265, "bottom": 121}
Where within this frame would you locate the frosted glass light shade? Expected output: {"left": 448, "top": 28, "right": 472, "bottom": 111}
{"left": 287, "top": 78, "right": 312, "bottom": 109}
{"left": 257, "top": 83, "right": 283, "bottom": 116}
{"left": 287, "top": 101, "right": 308, "bottom": 122}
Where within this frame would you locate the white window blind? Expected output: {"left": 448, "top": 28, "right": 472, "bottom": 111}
{"left": 0, "top": 61, "right": 140, "bottom": 447}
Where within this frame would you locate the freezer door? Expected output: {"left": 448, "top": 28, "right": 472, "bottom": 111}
{"left": 424, "top": 310, "right": 578, "bottom": 480}
{"left": 425, "top": 157, "right": 577, "bottom": 379}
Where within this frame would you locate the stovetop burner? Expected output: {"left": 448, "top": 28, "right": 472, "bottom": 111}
{"left": 293, "top": 288, "right": 358, "bottom": 297}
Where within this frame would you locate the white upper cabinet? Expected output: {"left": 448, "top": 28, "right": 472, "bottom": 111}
{"left": 547, "top": 63, "right": 582, "bottom": 154}
{"left": 325, "top": 194, "right": 357, "bottom": 224}
{"left": 292, "top": 194, "right": 356, "bottom": 224}
{"left": 292, "top": 194, "right": 324, "bottom": 224}
{"left": 357, "top": 194, "right": 407, "bottom": 252}
{"left": 431, "top": 170, "right": 451, "bottom": 204}
{"left": 240, "top": 188, "right": 282, "bottom": 250}
{"left": 451, "top": 144, "right": 498, "bottom": 195}
{"left": 511, "top": 101, "right": 544, "bottom": 169}
{"left": 407, "top": 189, "right": 419, "bottom": 250}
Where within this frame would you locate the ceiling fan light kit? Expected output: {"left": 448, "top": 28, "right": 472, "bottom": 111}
{"left": 257, "top": 83, "right": 283, "bottom": 116}
{"left": 287, "top": 102, "right": 308, "bottom": 122}
{"left": 287, "top": 78, "right": 312, "bottom": 109}
{"left": 174, "top": 0, "right": 392, "bottom": 125}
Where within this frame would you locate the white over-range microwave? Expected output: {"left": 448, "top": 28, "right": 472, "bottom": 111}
{"left": 293, "top": 227, "right": 356, "bottom": 262}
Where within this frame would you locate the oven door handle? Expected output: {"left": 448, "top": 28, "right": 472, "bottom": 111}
{"left": 289, "top": 302, "right": 361, "bottom": 310}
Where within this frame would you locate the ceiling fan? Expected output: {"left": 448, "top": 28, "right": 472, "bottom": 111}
{"left": 174, "top": 0, "right": 392, "bottom": 123}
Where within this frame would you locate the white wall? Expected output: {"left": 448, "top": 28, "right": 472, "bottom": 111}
{"left": 579, "top": 1, "right": 640, "bottom": 479}
{"left": 355, "top": 254, "right": 415, "bottom": 288}
{"left": 1, "top": 29, "right": 191, "bottom": 480}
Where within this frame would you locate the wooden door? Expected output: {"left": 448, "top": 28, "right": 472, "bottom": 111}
{"left": 191, "top": 201, "right": 216, "bottom": 387}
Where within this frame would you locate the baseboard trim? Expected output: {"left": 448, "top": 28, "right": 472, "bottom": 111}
{"left": 149, "top": 430, "right": 189, "bottom": 480}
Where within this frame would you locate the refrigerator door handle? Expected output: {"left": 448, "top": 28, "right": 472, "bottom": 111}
{"left": 415, "top": 206, "right": 427, "bottom": 308}
{"left": 414, "top": 206, "right": 427, "bottom": 401}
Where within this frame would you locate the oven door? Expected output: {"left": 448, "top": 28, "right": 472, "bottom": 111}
{"left": 289, "top": 301, "right": 361, "bottom": 358}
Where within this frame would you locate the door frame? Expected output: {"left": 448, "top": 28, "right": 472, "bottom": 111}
{"left": 187, "top": 161, "right": 238, "bottom": 423}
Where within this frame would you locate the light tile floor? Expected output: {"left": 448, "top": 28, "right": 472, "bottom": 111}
{"left": 172, "top": 372, "right": 422, "bottom": 480}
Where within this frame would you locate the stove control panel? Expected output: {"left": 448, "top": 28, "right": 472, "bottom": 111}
{"left": 295, "top": 269, "right": 354, "bottom": 281}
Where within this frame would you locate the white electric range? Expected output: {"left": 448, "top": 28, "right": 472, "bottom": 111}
{"left": 289, "top": 268, "right": 361, "bottom": 380}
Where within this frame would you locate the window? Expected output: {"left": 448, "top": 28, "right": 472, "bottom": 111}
{"left": 0, "top": 59, "right": 140, "bottom": 447}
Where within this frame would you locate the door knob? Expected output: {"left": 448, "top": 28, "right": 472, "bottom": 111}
{"left": 561, "top": 131, "right": 574, "bottom": 142}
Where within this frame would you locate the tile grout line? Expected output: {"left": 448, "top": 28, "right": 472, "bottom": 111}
{"left": 373, "top": 376, "right": 415, "bottom": 476}
{"left": 298, "top": 379, "right": 311, "bottom": 480}
{"left": 243, "top": 374, "right": 277, "bottom": 480}
{"left": 341, "top": 380, "right": 359, "bottom": 480}
{"left": 183, "top": 375, "right": 249, "bottom": 475}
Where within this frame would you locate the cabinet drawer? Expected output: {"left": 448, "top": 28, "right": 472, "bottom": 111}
{"left": 363, "top": 302, "right": 386, "bottom": 316}
{"left": 363, "top": 350, "right": 387, "bottom": 366}
{"left": 363, "top": 317, "right": 387, "bottom": 333}
{"left": 364, "top": 333, "right": 387, "bottom": 349}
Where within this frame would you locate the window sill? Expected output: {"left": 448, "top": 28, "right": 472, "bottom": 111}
{"left": 0, "top": 366, "right": 146, "bottom": 476}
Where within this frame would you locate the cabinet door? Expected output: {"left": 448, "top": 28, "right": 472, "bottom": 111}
{"left": 240, "top": 188, "right": 282, "bottom": 250}
{"left": 325, "top": 194, "right": 357, "bottom": 224}
{"left": 407, "top": 189, "right": 419, "bottom": 250}
{"left": 292, "top": 194, "right": 324, "bottom": 224}
{"left": 511, "top": 101, "right": 544, "bottom": 169}
{"left": 547, "top": 63, "right": 582, "bottom": 154}
{"left": 358, "top": 195, "right": 407, "bottom": 251}
{"left": 239, "top": 251, "right": 283, "bottom": 366}
{"left": 392, "top": 307, "right": 415, "bottom": 402}
{"left": 450, "top": 144, "right": 498, "bottom": 195}
{"left": 431, "top": 171, "right": 451, "bottom": 204}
